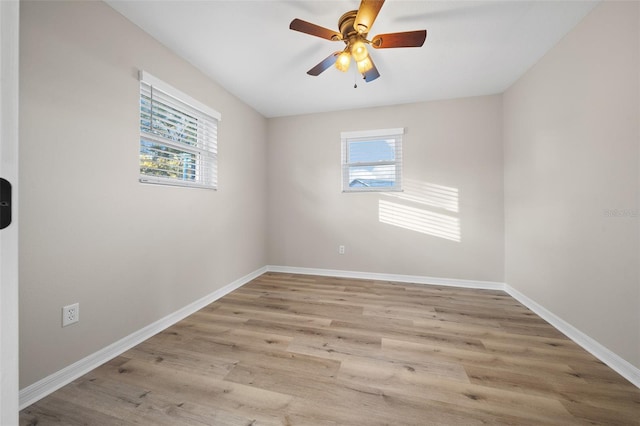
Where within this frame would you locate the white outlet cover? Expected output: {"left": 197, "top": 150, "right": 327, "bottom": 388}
{"left": 62, "top": 303, "right": 79, "bottom": 327}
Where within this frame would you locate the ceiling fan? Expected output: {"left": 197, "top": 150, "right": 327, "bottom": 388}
{"left": 289, "top": 0, "right": 427, "bottom": 83}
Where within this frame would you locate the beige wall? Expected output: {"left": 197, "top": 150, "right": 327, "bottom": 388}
{"left": 503, "top": 1, "right": 640, "bottom": 368}
{"left": 19, "top": 0, "right": 267, "bottom": 388}
{"left": 267, "top": 96, "right": 504, "bottom": 282}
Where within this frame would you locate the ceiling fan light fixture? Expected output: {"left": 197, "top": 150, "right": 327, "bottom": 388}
{"left": 350, "top": 40, "right": 369, "bottom": 62}
{"left": 356, "top": 55, "right": 373, "bottom": 74}
{"left": 335, "top": 51, "right": 351, "bottom": 72}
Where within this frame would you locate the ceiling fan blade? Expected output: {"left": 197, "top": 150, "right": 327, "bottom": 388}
{"left": 371, "top": 30, "right": 427, "bottom": 49}
{"left": 362, "top": 56, "right": 380, "bottom": 82}
{"left": 290, "top": 18, "right": 342, "bottom": 41}
{"left": 307, "top": 52, "right": 341, "bottom": 76}
{"left": 354, "top": 0, "right": 385, "bottom": 34}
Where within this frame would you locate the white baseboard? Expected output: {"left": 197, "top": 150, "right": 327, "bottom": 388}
{"left": 19, "top": 264, "right": 640, "bottom": 409}
{"left": 504, "top": 284, "right": 640, "bottom": 389}
{"left": 18, "top": 266, "right": 267, "bottom": 410}
{"left": 266, "top": 265, "right": 505, "bottom": 290}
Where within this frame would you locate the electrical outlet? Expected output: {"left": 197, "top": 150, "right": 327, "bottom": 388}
{"left": 339, "top": 245, "right": 345, "bottom": 255}
{"left": 62, "top": 303, "right": 79, "bottom": 327}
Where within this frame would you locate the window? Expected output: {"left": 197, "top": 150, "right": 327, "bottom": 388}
{"left": 139, "top": 71, "right": 221, "bottom": 189}
{"left": 341, "top": 128, "right": 404, "bottom": 192}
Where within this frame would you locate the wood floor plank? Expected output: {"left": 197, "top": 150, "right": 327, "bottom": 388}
{"left": 381, "top": 337, "right": 587, "bottom": 378}
{"left": 335, "top": 358, "right": 582, "bottom": 425}
{"left": 20, "top": 394, "right": 126, "bottom": 426}
{"left": 99, "top": 357, "right": 294, "bottom": 424}
{"left": 329, "top": 318, "right": 488, "bottom": 352}
{"left": 123, "top": 343, "right": 240, "bottom": 379}
{"left": 20, "top": 272, "right": 640, "bottom": 425}
{"left": 210, "top": 305, "right": 333, "bottom": 328}
{"left": 413, "top": 316, "right": 570, "bottom": 345}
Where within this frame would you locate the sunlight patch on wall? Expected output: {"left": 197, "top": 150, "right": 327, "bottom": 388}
{"left": 379, "top": 199, "right": 461, "bottom": 242}
{"left": 384, "top": 179, "right": 459, "bottom": 212}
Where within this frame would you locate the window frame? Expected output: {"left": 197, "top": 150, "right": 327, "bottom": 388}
{"left": 138, "top": 71, "right": 221, "bottom": 190}
{"left": 341, "top": 127, "right": 405, "bottom": 193}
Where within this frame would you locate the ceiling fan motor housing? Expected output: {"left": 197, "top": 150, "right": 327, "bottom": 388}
{"left": 338, "top": 11, "right": 363, "bottom": 41}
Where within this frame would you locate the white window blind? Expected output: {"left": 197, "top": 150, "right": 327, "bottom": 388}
{"left": 139, "top": 71, "right": 221, "bottom": 189}
{"left": 341, "top": 128, "right": 404, "bottom": 192}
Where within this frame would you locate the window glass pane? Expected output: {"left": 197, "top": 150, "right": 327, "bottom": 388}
{"left": 348, "top": 139, "right": 395, "bottom": 163}
{"left": 140, "top": 139, "right": 197, "bottom": 181}
{"left": 348, "top": 164, "right": 396, "bottom": 188}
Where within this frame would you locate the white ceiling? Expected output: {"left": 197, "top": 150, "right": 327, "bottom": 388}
{"left": 106, "top": 0, "right": 599, "bottom": 118}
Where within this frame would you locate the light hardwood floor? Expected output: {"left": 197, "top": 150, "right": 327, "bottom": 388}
{"left": 20, "top": 272, "right": 640, "bottom": 425}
